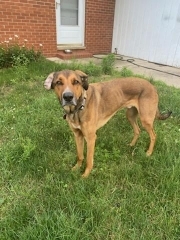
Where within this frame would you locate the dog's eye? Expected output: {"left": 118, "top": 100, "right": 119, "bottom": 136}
{"left": 73, "top": 80, "right": 79, "bottom": 85}
{"left": 56, "top": 80, "right": 63, "bottom": 85}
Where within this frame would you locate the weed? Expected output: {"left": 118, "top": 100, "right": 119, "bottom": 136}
{"left": 83, "top": 61, "right": 102, "bottom": 76}
{"left": 101, "top": 53, "right": 115, "bottom": 75}
{"left": 119, "top": 67, "right": 134, "bottom": 77}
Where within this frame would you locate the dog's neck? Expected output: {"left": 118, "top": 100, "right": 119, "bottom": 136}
{"left": 63, "top": 91, "right": 87, "bottom": 120}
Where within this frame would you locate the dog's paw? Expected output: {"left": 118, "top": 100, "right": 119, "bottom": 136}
{"left": 81, "top": 168, "right": 91, "bottom": 178}
{"left": 72, "top": 163, "right": 81, "bottom": 171}
{"left": 72, "top": 165, "right": 79, "bottom": 171}
{"left": 81, "top": 172, "right": 89, "bottom": 178}
{"left": 146, "top": 150, "right": 152, "bottom": 156}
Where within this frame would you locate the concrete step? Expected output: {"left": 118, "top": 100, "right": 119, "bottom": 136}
{"left": 56, "top": 49, "right": 92, "bottom": 60}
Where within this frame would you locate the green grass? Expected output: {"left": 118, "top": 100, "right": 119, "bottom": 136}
{"left": 0, "top": 59, "right": 180, "bottom": 239}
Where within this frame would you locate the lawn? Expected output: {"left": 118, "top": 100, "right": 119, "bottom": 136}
{"left": 0, "top": 59, "right": 180, "bottom": 239}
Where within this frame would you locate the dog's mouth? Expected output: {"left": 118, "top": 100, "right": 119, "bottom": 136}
{"left": 61, "top": 99, "right": 77, "bottom": 114}
{"left": 63, "top": 104, "right": 76, "bottom": 114}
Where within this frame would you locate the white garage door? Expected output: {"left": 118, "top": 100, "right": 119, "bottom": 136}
{"left": 112, "top": 0, "right": 180, "bottom": 67}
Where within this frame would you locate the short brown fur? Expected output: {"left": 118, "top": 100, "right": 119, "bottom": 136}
{"left": 44, "top": 70, "right": 171, "bottom": 177}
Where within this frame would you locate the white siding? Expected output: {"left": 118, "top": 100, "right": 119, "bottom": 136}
{"left": 112, "top": 0, "right": 180, "bottom": 67}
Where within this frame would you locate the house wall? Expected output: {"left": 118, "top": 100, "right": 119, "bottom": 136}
{"left": 0, "top": 0, "right": 57, "bottom": 57}
{"left": 0, "top": 0, "right": 115, "bottom": 57}
{"left": 85, "top": 0, "right": 115, "bottom": 54}
{"left": 112, "top": 0, "right": 180, "bottom": 67}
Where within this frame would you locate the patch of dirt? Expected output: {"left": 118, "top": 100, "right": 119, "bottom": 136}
{"left": 0, "top": 85, "right": 13, "bottom": 97}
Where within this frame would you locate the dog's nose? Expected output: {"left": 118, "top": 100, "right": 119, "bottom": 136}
{"left": 63, "top": 92, "right": 74, "bottom": 102}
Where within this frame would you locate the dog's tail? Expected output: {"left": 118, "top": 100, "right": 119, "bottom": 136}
{"left": 156, "top": 110, "right": 172, "bottom": 120}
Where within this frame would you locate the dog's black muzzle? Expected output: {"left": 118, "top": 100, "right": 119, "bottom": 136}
{"left": 61, "top": 91, "right": 77, "bottom": 107}
{"left": 63, "top": 92, "right": 74, "bottom": 102}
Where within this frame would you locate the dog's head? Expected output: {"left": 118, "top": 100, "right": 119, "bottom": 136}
{"left": 44, "top": 70, "right": 88, "bottom": 113}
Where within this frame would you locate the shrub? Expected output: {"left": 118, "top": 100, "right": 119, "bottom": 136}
{"left": 0, "top": 35, "right": 42, "bottom": 69}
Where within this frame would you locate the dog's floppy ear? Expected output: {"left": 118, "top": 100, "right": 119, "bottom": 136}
{"left": 75, "top": 70, "right": 89, "bottom": 90}
{"left": 44, "top": 72, "right": 54, "bottom": 90}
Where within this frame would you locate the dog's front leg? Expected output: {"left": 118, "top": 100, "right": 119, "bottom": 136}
{"left": 72, "top": 129, "right": 84, "bottom": 171}
{"left": 82, "top": 132, "right": 97, "bottom": 178}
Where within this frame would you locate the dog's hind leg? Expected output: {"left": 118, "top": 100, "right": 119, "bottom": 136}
{"left": 126, "top": 107, "right": 140, "bottom": 146}
{"left": 139, "top": 100, "right": 157, "bottom": 156}
{"left": 141, "top": 120, "right": 156, "bottom": 156}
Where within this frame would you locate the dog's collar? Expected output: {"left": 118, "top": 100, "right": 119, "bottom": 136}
{"left": 63, "top": 91, "right": 87, "bottom": 119}
{"left": 79, "top": 91, "right": 87, "bottom": 110}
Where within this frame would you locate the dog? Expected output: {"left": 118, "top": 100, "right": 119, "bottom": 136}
{"left": 44, "top": 70, "right": 171, "bottom": 177}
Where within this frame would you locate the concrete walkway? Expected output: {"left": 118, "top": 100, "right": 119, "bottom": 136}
{"left": 47, "top": 55, "right": 180, "bottom": 88}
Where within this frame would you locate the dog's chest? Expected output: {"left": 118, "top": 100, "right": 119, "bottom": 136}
{"left": 66, "top": 114, "right": 81, "bottom": 130}
{"left": 70, "top": 122, "right": 81, "bottom": 130}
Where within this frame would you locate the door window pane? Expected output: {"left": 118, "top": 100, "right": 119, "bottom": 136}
{"left": 61, "top": 0, "right": 78, "bottom": 26}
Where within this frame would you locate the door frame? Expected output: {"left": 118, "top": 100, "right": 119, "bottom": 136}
{"left": 55, "top": 0, "right": 86, "bottom": 47}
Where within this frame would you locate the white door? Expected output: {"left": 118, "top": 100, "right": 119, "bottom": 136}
{"left": 112, "top": 0, "right": 180, "bottom": 67}
{"left": 56, "top": 0, "right": 85, "bottom": 46}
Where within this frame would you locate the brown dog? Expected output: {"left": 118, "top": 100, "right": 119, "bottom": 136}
{"left": 44, "top": 70, "right": 171, "bottom": 177}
